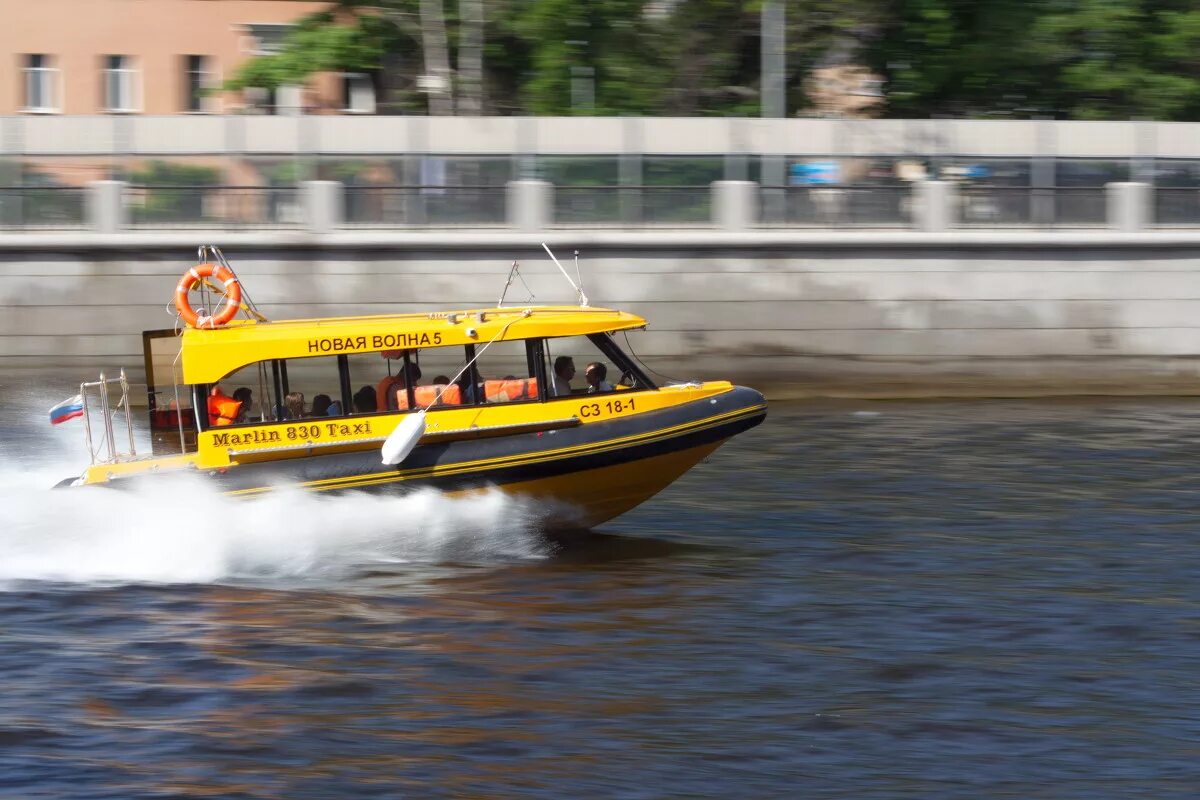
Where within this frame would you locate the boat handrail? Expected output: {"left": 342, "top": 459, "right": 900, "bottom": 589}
{"left": 80, "top": 369, "right": 137, "bottom": 465}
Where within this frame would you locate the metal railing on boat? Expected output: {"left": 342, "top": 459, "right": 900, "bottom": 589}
{"left": 81, "top": 369, "right": 137, "bottom": 465}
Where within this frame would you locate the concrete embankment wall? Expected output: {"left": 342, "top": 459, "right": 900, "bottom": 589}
{"left": 5, "top": 230, "right": 1200, "bottom": 399}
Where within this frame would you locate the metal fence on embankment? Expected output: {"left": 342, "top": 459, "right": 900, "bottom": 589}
{"left": 1, "top": 181, "right": 1199, "bottom": 232}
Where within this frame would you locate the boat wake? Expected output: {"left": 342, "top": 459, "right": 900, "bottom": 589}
{"left": 0, "top": 462, "right": 554, "bottom": 587}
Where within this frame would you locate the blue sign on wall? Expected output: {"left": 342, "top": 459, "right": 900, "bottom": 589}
{"left": 790, "top": 161, "right": 840, "bottom": 186}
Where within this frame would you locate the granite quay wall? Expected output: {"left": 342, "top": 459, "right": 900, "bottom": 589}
{"left": 6, "top": 230, "right": 1200, "bottom": 399}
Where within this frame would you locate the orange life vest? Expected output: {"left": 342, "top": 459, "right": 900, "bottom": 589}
{"left": 377, "top": 375, "right": 406, "bottom": 412}
{"left": 207, "top": 390, "right": 242, "bottom": 427}
{"left": 483, "top": 377, "right": 539, "bottom": 403}
{"left": 397, "top": 384, "right": 462, "bottom": 411}
{"left": 152, "top": 408, "right": 196, "bottom": 429}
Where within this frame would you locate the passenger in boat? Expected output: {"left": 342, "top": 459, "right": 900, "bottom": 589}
{"left": 394, "top": 363, "right": 428, "bottom": 410}
{"left": 585, "top": 362, "right": 614, "bottom": 393}
{"left": 283, "top": 391, "right": 306, "bottom": 419}
{"left": 312, "top": 394, "right": 338, "bottom": 417}
{"left": 208, "top": 386, "right": 243, "bottom": 427}
{"left": 378, "top": 363, "right": 422, "bottom": 412}
{"left": 432, "top": 375, "right": 450, "bottom": 386}
{"left": 376, "top": 375, "right": 401, "bottom": 411}
{"left": 232, "top": 387, "right": 253, "bottom": 423}
{"left": 553, "top": 356, "right": 576, "bottom": 397}
{"left": 353, "top": 386, "right": 377, "bottom": 413}
{"left": 456, "top": 373, "right": 483, "bottom": 405}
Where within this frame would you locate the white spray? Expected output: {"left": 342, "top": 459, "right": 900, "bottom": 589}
{"left": 0, "top": 468, "right": 554, "bottom": 586}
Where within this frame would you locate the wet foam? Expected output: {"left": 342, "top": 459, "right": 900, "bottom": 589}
{"left": 0, "top": 463, "right": 553, "bottom": 586}
{"left": 0, "top": 384, "right": 562, "bottom": 586}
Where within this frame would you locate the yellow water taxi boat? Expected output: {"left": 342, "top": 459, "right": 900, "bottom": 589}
{"left": 58, "top": 248, "right": 767, "bottom": 529}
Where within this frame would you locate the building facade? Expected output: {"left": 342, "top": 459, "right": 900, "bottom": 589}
{"left": 0, "top": 0, "right": 348, "bottom": 115}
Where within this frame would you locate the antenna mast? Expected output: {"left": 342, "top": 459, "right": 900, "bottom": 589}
{"left": 541, "top": 242, "right": 588, "bottom": 307}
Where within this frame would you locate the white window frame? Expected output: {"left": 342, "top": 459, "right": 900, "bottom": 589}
{"left": 340, "top": 73, "right": 376, "bottom": 114}
{"left": 243, "top": 23, "right": 293, "bottom": 56}
{"left": 184, "top": 55, "right": 218, "bottom": 113}
{"left": 22, "top": 54, "right": 61, "bottom": 114}
{"left": 103, "top": 55, "right": 140, "bottom": 113}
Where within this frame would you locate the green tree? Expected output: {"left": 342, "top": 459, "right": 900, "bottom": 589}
{"left": 871, "top": 0, "right": 1049, "bottom": 118}
{"left": 227, "top": 0, "right": 491, "bottom": 114}
{"left": 515, "top": 0, "right": 665, "bottom": 114}
{"left": 1031, "top": 0, "right": 1200, "bottom": 119}
{"left": 225, "top": 8, "right": 393, "bottom": 92}
{"left": 653, "top": 0, "right": 759, "bottom": 116}
{"left": 869, "top": 0, "right": 1200, "bottom": 121}
{"left": 223, "top": 0, "right": 1200, "bottom": 121}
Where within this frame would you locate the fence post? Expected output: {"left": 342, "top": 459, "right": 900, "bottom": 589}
{"left": 507, "top": 180, "right": 553, "bottom": 232}
{"left": 914, "top": 180, "right": 956, "bottom": 232}
{"left": 760, "top": 156, "right": 787, "bottom": 224}
{"left": 88, "top": 180, "right": 127, "bottom": 233}
{"left": 303, "top": 180, "right": 343, "bottom": 234}
{"left": 712, "top": 181, "right": 758, "bottom": 231}
{"left": 1107, "top": 182, "right": 1151, "bottom": 231}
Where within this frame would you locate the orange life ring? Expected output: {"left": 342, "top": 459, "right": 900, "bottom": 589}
{"left": 175, "top": 263, "right": 242, "bottom": 328}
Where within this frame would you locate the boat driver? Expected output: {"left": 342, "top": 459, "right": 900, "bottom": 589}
{"left": 585, "top": 362, "right": 614, "bottom": 393}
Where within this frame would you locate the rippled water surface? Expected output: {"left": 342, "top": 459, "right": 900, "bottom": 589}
{"left": 3, "top": 389, "right": 1200, "bottom": 798}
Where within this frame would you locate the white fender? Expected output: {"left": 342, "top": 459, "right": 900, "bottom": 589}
{"left": 381, "top": 410, "right": 426, "bottom": 465}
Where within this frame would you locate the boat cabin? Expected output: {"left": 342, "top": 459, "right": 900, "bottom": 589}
{"left": 144, "top": 306, "right": 656, "bottom": 455}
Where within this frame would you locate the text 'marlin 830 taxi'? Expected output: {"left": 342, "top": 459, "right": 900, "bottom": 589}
{"left": 57, "top": 248, "right": 767, "bottom": 530}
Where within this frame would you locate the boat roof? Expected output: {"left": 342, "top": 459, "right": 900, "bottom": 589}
{"left": 179, "top": 305, "right": 647, "bottom": 384}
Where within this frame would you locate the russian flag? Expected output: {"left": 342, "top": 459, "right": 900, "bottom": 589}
{"left": 49, "top": 394, "right": 84, "bottom": 426}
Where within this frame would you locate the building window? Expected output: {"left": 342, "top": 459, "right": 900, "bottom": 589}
{"left": 23, "top": 54, "right": 59, "bottom": 113}
{"left": 341, "top": 73, "right": 376, "bottom": 114}
{"left": 184, "top": 55, "right": 215, "bottom": 112}
{"left": 244, "top": 23, "right": 293, "bottom": 56}
{"left": 104, "top": 55, "right": 138, "bottom": 112}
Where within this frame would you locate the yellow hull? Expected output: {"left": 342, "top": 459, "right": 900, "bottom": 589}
{"left": 481, "top": 440, "right": 723, "bottom": 529}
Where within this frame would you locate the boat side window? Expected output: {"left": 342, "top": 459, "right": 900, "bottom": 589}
{"left": 220, "top": 354, "right": 351, "bottom": 423}
{"left": 404, "top": 343, "right": 472, "bottom": 410}
{"left": 470, "top": 338, "right": 541, "bottom": 405}
{"left": 211, "top": 362, "right": 276, "bottom": 425}
{"left": 345, "top": 350, "right": 406, "bottom": 414}
{"left": 342, "top": 346, "right": 468, "bottom": 414}
{"left": 143, "top": 328, "right": 196, "bottom": 454}
{"left": 542, "top": 334, "right": 655, "bottom": 398}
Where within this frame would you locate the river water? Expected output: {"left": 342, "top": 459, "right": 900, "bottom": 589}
{"left": 2, "top": 388, "right": 1200, "bottom": 798}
